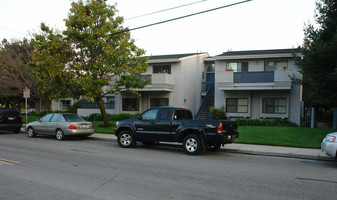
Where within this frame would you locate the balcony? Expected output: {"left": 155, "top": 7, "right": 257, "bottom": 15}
{"left": 137, "top": 73, "right": 175, "bottom": 91}
{"left": 217, "top": 70, "right": 293, "bottom": 90}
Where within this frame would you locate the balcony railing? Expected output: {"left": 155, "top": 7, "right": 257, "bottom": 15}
{"left": 138, "top": 73, "right": 174, "bottom": 91}
{"left": 217, "top": 70, "right": 293, "bottom": 90}
{"left": 234, "top": 71, "right": 274, "bottom": 83}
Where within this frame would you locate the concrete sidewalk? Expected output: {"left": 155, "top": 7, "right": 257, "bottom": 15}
{"left": 89, "top": 133, "right": 335, "bottom": 162}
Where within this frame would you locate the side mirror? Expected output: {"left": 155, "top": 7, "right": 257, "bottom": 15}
{"left": 136, "top": 115, "right": 142, "bottom": 120}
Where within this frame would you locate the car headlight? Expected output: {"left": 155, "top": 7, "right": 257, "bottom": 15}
{"left": 325, "top": 136, "right": 336, "bottom": 142}
{"left": 116, "top": 121, "right": 119, "bottom": 126}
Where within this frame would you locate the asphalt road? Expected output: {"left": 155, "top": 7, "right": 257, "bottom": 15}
{"left": 1, "top": 132, "right": 337, "bottom": 200}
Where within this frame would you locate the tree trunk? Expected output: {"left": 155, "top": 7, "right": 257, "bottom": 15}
{"left": 97, "top": 95, "right": 110, "bottom": 127}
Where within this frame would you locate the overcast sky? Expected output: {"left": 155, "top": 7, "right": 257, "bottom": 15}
{"left": 0, "top": 0, "right": 317, "bottom": 56}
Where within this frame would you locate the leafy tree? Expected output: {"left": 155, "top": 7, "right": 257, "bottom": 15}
{"left": 296, "top": 0, "right": 337, "bottom": 109}
{"left": 31, "top": 0, "right": 149, "bottom": 126}
{"left": 0, "top": 38, "right": 37, "bottom": 108}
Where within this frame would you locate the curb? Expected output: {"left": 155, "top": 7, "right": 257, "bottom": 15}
{"left": 89, "top": 135, "right": 336, "bottom": 162}
{"left": 222, "top": 148, "right": 336, "bottom": 162}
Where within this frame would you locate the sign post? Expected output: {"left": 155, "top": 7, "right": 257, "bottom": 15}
{"left": 23, "top": 88, "right": 30, "bottom": 125}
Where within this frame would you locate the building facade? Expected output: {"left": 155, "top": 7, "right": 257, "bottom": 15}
{"left": 77, "top": 53, "right": 210, "bottom": 117}
{"left": 54, "top": 48, "right": 302, "bottom": 125}
{"left": 213, "top": 49, "right": 302, "bottom": 125}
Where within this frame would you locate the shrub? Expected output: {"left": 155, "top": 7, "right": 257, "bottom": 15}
{"left": 87, "top": 113, "right": 140, "bottom": 121}
{"left": 210, "top": 106, "right": 227, "bottom": 120}
{"left": 236, "top": 118, "right": 297, "bottom": 127}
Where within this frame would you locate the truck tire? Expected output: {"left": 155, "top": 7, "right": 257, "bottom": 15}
{"left": 117, "top": 130, "right": 136, "bottom": 148}
{"left": 207, "top": 144, "right": 221, "bottom": 152}
{"left": 183, "top": 134, "right": 202, "bottom": 155}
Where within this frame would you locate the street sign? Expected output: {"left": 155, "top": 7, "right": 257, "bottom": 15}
{"left": 23, "top": 88, "right": 30, "bottom": 98}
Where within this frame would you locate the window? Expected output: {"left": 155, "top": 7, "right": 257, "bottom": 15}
{"left": 150, "top": 98, "right": 169, "bottom": 107}
{"left": 122, "top": 98, "right": 139, "bottom": 111}
{"left": 60, "top": 100, "right": 71, "bottom": 110}
{"left": 153, "top": 65, "right": 171, "bottom": 74}
{"left": 174, "top": 109, "right": 193, "bottom": 120}
{"left": 63, "top": 114, "right": 86, "bottom": 122}
{"left": 226, "top": 98, "right": 248, "bottom": 113}
{"left": 265, "top": 61, "right": 288, "bottom": 71}
{"left": 262, "top": 98, "right": 287, "bottom": 114}
{"left": 226, "top": 62, "right": 248, "bottom": 72}
{"left": 207, "top": 64, "right": 215, "bottom": 73}
{"left": 141, "top": 109, "right": 159, "bottom": 120}
{"left": 40, "top": 114, "right": 53, "bottom": 122}
{"left": 158, "top": 109, "right": 170, "bottom": 120}
{"left": 50, "top": 114, "right": 61, "bottom": 122}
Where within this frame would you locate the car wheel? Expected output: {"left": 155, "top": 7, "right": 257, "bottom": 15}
{"left": 117, "top": 130, "right": 135, "bottom": 148}
{"left": 207, "top": 144, "right": 221, "bottom": 152}
{"left": 183, "top": 134, "right": 202, "bottom": 155}
{"left": 27, "top": 127, "right": 36, "bottom": 138}
{"left": 56, "top": 129, "right": 65, "bottom": 141}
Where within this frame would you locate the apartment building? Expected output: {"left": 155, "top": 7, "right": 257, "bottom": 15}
{"left": 57, "top": 48, "right": 302, "bottom": 125}
{"left": 213, "top": 48, "right": 302, "bottom": 125}
{"left": 77, "top": 53, "right": 209, "bottom": 116}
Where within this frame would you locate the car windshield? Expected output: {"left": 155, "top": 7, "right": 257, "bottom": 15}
{"left": 63, "top": 114, "right": 86, "bottom": 122}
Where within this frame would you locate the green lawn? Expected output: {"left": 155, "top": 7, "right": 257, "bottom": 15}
{"left": 235, "top": 126, "right": 333, "bottom": 149}
{"left": 92, "top": 121, "right": 117, "bottom": 134}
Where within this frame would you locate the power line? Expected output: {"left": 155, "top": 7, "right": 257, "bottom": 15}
{"left": 126, "top": 0, "right": 207, "bottom": 20}
{"left": 113, "top": 0, "right": 252, "bottom": 35}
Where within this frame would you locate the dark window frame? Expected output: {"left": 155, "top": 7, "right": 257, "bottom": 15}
{"left": 262, "top": 98, "right": 287, "bottom": 114}
{"left": 153, "top": 65, "right": 171, "bottom": 74}
{"left": 226, "top": 62, "right": 248, "bottom": 72}
{"left": 264, "top": 61, "right": 288, "bottom": 71}
{"left": 122, "top": 98, "right": 140, "bottom": 111}
{"left": 226, "top": 98, "right": 249, "bottom": 113}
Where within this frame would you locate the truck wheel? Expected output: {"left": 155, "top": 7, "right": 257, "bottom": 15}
{"left": 117, "top": 130, "right": 136, "bottom": 148}
{"left": 183, "top": 134, "right": 202, "bottom": 155}
{"left": 207, "top": 144, "right": 221, "bottom": 152}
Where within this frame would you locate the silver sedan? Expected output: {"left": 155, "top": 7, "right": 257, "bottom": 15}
{"left": 26, "top": 113, "right": 94, "bottom": 140}
{"left": 321, "top": 132, "right": 337, "bottom": 158}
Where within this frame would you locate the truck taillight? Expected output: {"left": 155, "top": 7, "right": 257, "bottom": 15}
{"left": 217, "top": 122, "right": 223, "bottom": 134}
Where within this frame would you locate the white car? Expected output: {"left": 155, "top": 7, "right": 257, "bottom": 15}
{"left": 321, "top": 132, "right": 337, "bottom": 158}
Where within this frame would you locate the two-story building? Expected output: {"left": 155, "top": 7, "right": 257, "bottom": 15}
{"left": 77, "top": 52, "right": 210, "bottom": 116}
{"left": 60, "top": 48, "right": 302, "bottom": 125}
{"left": 213, "top": 48, "right": 302, "bottom": 125}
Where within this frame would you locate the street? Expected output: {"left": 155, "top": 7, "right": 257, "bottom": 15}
{"left": 1, "top": 132, "right": 337, "bottom": 200}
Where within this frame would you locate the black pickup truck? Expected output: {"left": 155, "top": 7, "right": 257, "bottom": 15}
{"left": 114, "top": 107, "right": 238, "bottom": 155}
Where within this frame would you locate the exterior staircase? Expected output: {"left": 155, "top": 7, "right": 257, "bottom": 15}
{"left": 195, "top": 82, "right": 214, "bottom": 120}
{"left": 199, "top": 93, "right": 214, "bottom": 120}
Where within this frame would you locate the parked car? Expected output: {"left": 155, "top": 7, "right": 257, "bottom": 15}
{"left": 0, "top": 108, "right": 23, "bottom": 133}
{"left": 321, "top": 132, "right": 337, "bottom": 158}
{"left": 26, "top": 113, "right": 94, "bottom": 140}
{"left": 22, "top": 109, "right": 36, "bottom": 115}
{"left": 115, "top": 107, "right": 239, "bottom": 155}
